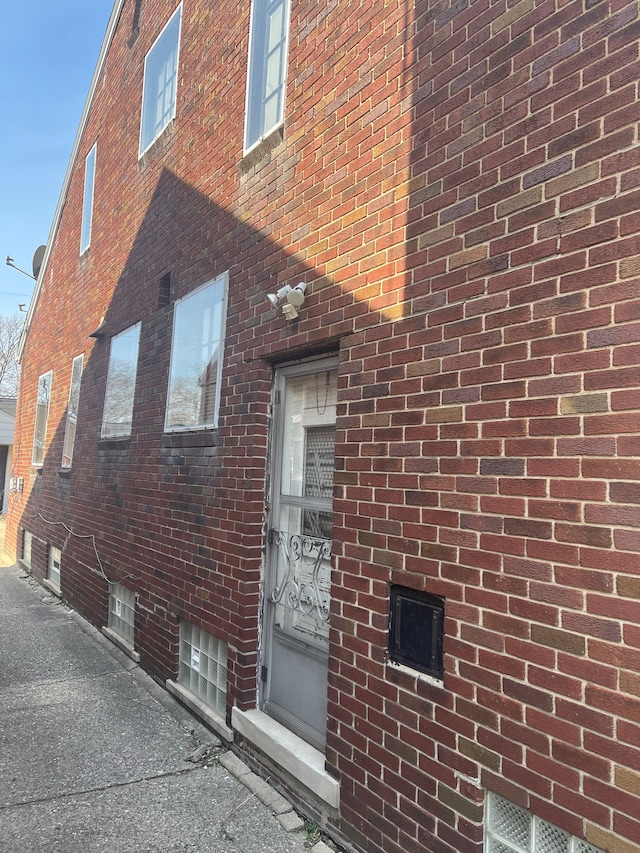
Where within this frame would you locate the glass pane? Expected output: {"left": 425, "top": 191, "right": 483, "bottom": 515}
{"left": 48, "top": 550, "right": 61, "bottom": 587}
{"left": 166, "top": 276, "right": 226, "bottom": 430}
{"left": 80, "top": 146, "right": 95, "bottom": 253}
{"left": 271, "top": 367, "right": 337, "bottom": 647}
{"left": 245, "top": 0, "right": 289, "bottom": 148}
{"left": 487, "top": 842, "right": 519, "bottom": 853}
{"left": 62, "top": 354, "right": 84, "bottom": 467}
{"left": 265, "top": 45, "right": 283, "bottom": 97}
{"left": 140, "top": 6, "right": 181, "bottom": 152}
{"left": 267, "top": 0, "right": 285, "bottom": 52}
{"left": 178, "top": 621, "right": 227, "bottom": 714}
{"left": 102, "top": 324, "right": 140, "bottom": 437}
{"left": 488, "top": 794, "right": 530, "bottom": 850}
{"left": 534, "top": 819, "right": 570, "bottom": 853}
{"left": 32, "top": 372, "right": 52, "bottom": 465}
{"left": 280, "top": 369, "right": 338, "bottom": 498}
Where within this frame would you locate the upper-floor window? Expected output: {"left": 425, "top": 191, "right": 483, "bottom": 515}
{"left": 244, "top": 0, "right": 291, "bottom": 152}
{"left": 165, "top": 273, "right": 228, "bottom": 431}
{"left": 32, "top": 370, "right": 52, "bottom": 466}
{"left": 62, "top": 354, "right": 84, "bottom": 467}
{"left": 80, "top": 144, "right": 96, "bottom": 254}
{"left": 139, "top": 4, "right": 182, "bottom": 156}
{"left": 102, "top": 324, "right": 141, "bottom": 437}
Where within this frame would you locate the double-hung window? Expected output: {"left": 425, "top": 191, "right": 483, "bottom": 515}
{"left": 32, "top": 371, "right": 52, "bottom": 465}
{"left": 165, "top": 273, "right": 228, "bottom": 431}
{"left": 244, "top": 0, "right": 291, "bottom": 152}
{"left": 80, "top": 144, "right": 96, "bottom": 254}
{"left": 139, "top": 4, "right": 182, "bottom": 155}
{"left": 101, "top": 324, "right": 141, "bottom": 437}
{"left": 62, "top": 354, "right": 84, "bottom": 468}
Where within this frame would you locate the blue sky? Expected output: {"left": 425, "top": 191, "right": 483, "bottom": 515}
{"left": 0, "top": 1, "right": 113, "bottom": 318}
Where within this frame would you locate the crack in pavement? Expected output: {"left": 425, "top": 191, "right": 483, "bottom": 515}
{"left": 0, "top": 763, "right": 215, "bottom": 811}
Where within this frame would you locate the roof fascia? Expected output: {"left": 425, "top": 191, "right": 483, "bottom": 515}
{"left": 18, "top": 0, "right": 126, "bottom": 361}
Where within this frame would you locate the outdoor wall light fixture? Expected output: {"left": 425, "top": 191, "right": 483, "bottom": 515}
{"left": 267, "top": 282, "right": 307, "bottom": 320}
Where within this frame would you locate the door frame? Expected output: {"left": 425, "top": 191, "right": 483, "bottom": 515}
{"left": 260, "top": 355, "right": 339, "bottom": 748}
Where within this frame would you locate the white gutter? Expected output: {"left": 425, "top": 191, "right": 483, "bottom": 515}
{"left": 18, "top": 0, "right": 126, "bottom": 361}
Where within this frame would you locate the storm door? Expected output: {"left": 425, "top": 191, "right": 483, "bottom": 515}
{"left": 262, "top": 358, "right": 338, "bottom": 750}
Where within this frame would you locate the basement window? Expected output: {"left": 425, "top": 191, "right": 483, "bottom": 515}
{"left": 108, "top": 584, "right": 136, "bottom": 648}
{"left": 22, "top": 530, "right": 32, "bottom": 567}
{"left": 389, "top": 586, "right": 444, "bottom": 679}
{"left": 48, "top": 546, "right": 61, "bottom": 590}
{"left": 179, "top": 621, "right": 227, "bottom": 716}
{"left": 485, "top": 793, "right": 605, "bottom": 853}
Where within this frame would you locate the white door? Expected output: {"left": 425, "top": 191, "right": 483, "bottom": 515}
{"left": 262, "top": 358, "right": 338, "bottom": 750}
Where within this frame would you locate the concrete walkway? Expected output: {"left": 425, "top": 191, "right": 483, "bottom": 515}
{"left": 0, "top": 562, "right": 335, "bottom": 852}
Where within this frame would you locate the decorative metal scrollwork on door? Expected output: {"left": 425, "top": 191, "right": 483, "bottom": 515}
{"left": 269, "top": 529, "right": 331, "bottom": 624}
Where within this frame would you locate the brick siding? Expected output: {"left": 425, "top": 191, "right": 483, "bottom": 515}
{"left": 7, "top": 1, "right": 640, "bottom": 851}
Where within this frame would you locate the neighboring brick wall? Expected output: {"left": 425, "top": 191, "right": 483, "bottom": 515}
{"left": 7, "top": 1, "right": 640, "bottom": 852}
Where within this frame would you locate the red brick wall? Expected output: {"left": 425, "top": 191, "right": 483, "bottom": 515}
{"left": 8, "top": 1, "right": 640, "bottom": 852}
{"left": 327, "top": 2, "right": 640, "bottom": 852}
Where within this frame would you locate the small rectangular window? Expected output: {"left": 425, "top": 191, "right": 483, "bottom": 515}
{"left": 62, "top": 354, "right": 84, "bottom": 468}
{"left": 80, "top": 144, "right": 96, "bottom": 254}
{"left": 389, "top": 586, "right": 444, "bottom": 679}
{"left": 48, "top": 546, "right": 61, "bottom": 589}
{"left": 165, "top": 273, "right": 227, "bottom": 431}
{"left": 32, "top": 371, "right": 52, "bottom": 465}
{"left": 108, "top": 584, "right": 136, "bottom": 648}
{"left": 22, "top": 530, "right": 32, "bottom": 566}
{"left": 485, "top": 792, "right": 605, "bottom": 853}
{"left": 139, "top": 4, "right": 182, "bottom": 155}
{"left": 179, "top": 621, "right": 227, "bottom": 716}
{"left": 244, "top": 0, "right": 291, "bottom": 152}
{"left": 101, "top": 324, "right": 141, "bottom": 437}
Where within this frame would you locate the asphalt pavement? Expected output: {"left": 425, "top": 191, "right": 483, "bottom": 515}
{"left": 0, "top": 561, "right": 334, "bottom": 853}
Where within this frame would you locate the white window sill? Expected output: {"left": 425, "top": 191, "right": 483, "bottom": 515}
{"left": 387, "top": 660, "right": 445, "bottom": 688}
{"left": 102, "top": 626, "right": 140, "bottom": 662}
{"left": 232, "top": 707, "right": 340, "bottom": 810}
{"left": 238, "top": 126, "right": 284, "bottom": 175}
{"left": 166, "top": 679, "right": 233, "bottom": 743}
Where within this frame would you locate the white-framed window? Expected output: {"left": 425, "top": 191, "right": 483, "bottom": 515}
{"left": 139, "top": 4, "right": 182, "bottom": 156}
{"left": 108, "top": 584, "right": 136, "bottom": 648}
{"left": 244, "top": 0, "right": 291, "bottom": 152}
{"left": 165, "top": 273, "right": 228, "bottom": 431}
{"left": 48, "top": 546, "right": 61, "bottom": 589}
{"left": 32, "top": 370, "right": 52, "bottom": 465}
{"left": 485, "top": 793, "right": 605, "bottom": 853}
{"left": 179, "top": 622, "right": 227, "bottom": 716}
{"left": 101, "top": 323, "right": 141, "bottom": 438}
{"left": 62, "top": 354, "right": 84, "bottom": 468}
{"left": 80, "top": 144, "right": 96, "bottom": 254}
{"left": 22, "top": 530, "right": 32, "bottom": 566}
